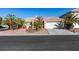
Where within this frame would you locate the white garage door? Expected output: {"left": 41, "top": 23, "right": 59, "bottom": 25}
{"left": 45, "top": 22, "right": 58, "bottom": 29}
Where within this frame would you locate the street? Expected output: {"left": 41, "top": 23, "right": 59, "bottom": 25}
{"left": 0, "top": 35, "right": 78, "bottom": 51}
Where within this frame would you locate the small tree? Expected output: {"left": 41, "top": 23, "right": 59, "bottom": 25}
{"left": 5, "top": 14, "right": 16, "bottom": 29}
{"left": 34, "top": 20, "right": 39, "bottom": 30}
{"left": 36, "top": 16, "right": 44, "bottom": 28}
{"left": 15, "top": 18, "right": 25, "bottom": 29}
{"left": 33, "top": 16, "right": 44, "bottom": 30}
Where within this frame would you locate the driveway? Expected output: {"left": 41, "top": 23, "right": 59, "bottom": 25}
{"left": 47, "top": 29, "right": 74, "bottom": 35}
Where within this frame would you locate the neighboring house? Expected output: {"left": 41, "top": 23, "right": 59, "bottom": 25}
{"left": 60, "top": 8, "right": 79, "bottom": 28}
{"left": 25, "top": 17, "right": 64, "bottom": 29}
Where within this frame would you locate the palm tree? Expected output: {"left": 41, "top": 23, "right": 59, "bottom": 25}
{"left": 62, "top": 13, "right": 79, "bottom": 29}
{"left": 15, "top": 18, "right": 25, "bottom": 29}
{"left": 33, "top": 20, "right": 39, "bottom": 30}
{"left": 5, "top": 14, "right": 16, "bottom": 30}
{"left": 37, "top": 16, "right": 44, "bottom": 28}
{"left": 34, "top": 16, "right": 44, "bottom": 30}
{"left": 33, "top": 16, "right": 44, "bottom": 31}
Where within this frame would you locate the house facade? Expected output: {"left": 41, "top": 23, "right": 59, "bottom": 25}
{"left": 25, "top": 17, "right": 64, "bottom": 29}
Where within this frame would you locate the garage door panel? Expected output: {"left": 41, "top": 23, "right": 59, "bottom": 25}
{"left": 45, "top": 22, "right": 58, "bottom": 29}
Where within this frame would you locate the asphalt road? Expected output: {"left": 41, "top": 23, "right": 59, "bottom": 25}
{"left": 0, "top": 35, "right": 79, "bottom": 51}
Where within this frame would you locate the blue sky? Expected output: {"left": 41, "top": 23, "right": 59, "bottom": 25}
{"left": 0, "top": 8, "right": 74, "bottom": 19}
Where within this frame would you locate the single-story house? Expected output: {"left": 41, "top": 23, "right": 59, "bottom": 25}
{"left": 25, "top": 17, "right": 64, "bottom": 29}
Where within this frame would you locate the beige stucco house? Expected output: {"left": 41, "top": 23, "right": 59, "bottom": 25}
{"left": 25, "top": 17, "right": 64, "bottom": 29}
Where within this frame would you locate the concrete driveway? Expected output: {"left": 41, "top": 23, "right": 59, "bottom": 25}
{"left": 47, "top": 29, "right": 74, "bottom": 35}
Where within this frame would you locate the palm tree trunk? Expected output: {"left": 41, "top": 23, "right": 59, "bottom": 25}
{"left": 36, "top": 26, "right": 37, "bottom": 31}
{"left": 8, "top": 25, "right": 11, "bottom": 30}
{"left": 10, "top": 25, "right": 12, "bottom": 30}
